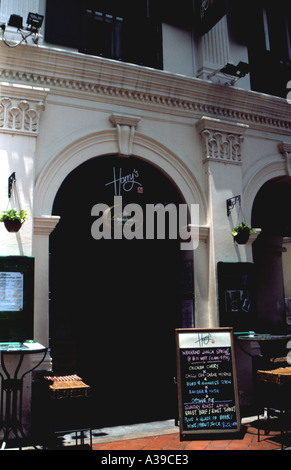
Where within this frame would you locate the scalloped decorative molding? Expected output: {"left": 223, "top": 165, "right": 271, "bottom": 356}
{"left": 2, "top": 67, "right": 290, "bottom": 133}
{"left": 196, "top": 116, "right": 249, "bottom": 164}
{"left": 0, "top": 82, "right": 49, "bottom": 135}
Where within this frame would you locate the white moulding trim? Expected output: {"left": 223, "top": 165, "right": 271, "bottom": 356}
{"left": 33, "top": 215, "right": 60, "bottom": 236}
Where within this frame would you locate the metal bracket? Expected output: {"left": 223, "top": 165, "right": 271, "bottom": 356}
{"left": 8, "top": 172, "right": 16, "bottom": 199}
{"left": 226, "top": 195, "right": 241, "bottom": 217}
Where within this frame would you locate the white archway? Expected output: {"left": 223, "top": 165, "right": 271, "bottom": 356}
{"left": 243, "top": 155, "right": 290, "bottom": 333}
{"left": 34, "top": 129, "right": 207, "bottom": 221}
{"left": 243, "top": 159, "right": 286, "bottom": 222}
{"left": 33, "top": 128, "right": 207, "bottom": 345}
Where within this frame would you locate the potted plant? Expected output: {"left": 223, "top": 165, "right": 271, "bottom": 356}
{"left": 231, "top": 222, "right": 256, "bottom": 245}
{"left": 0, "top": 209, "right": 28, "bottom": 232}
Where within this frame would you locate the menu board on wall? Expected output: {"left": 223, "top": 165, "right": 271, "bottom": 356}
{"left": 0, "top": 256, "right": 34, "bottom": 342}
{"left": 176, "top": 328, "right": 240, "bottom": 438}
{"left": 0, "top": 272, "right": 24, "bottom": 312}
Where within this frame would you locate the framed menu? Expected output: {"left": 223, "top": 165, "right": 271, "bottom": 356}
{"left": 0, "top": 256, "right": 34, "bottom": 342}
{"left": 176, "top": 328, "right": 240, "bottom": 439}
{"left": 0, "top": 272, "right": 24, "bottom": 311}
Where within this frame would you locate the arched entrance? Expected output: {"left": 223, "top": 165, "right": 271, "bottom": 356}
{"left": 49, "top": 154, "right": 193, "bottom": 427}
{"left": 252, "top": 176, "right": 291, "bottom": 334}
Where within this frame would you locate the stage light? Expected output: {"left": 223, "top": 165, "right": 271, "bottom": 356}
{"left": 0, "top": 12, "right": 44, "bottom": 48}
{"left": 208, "top": 61, "right": 250, "bottom": 85}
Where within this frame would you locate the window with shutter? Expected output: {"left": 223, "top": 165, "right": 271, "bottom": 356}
{"left": 45, "top": 0, "right": 163, "bottom": 69}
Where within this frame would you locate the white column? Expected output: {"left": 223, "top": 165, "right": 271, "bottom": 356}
{"left": 195, "top": 15, "right": 251, "bottom": 89}
{"left": 196, "top": 16, "right": 230, "bottom": 82}
{"left": 0, "top": 83, "right": 48, "bottom": 256}
{"left": 196, "top": 116, "right": 249, "bottom": 326}
{"left": 33, "top": 216, "right": 60, "bottom": 347}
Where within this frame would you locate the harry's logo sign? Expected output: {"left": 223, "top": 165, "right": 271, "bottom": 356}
{"left": 105, "top": 167, "right": 142, "bottom": 195}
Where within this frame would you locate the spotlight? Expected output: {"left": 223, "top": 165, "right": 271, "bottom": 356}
{"left": 26, "top": 12, "right": 44, "bottom": 32}
{"left": 236, "top": 61, "right": 250, "bottom": 76}
{"left": 0, "top": 12, "right": 44, "bottom": 47}
{"left": 8, "top": 14, "right": 23, "bottom": 29}
{"left": 208, "top": 61, "right": 250, "bottom": 85}
{"left": 220, "top": 63, "right": 238, "bottom": 76}
{"left": 221, "top": 62, "right": 249, "bottom": 79}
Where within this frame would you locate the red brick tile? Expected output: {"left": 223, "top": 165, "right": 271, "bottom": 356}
{"left": 142, "top": 434, "right": 177, "bottom": 450}
{"left": 184, "top": 441, "right": 210, "bottom": 450}
{"left": 92, "top": 443, "right": 108, "bottom": 450}
{"left": 93, "top": 440, "right": 129, "bottom": 450}
{"left": 92, "top": 424, "right": 289, "bottom": 451}
{"left": 162, "top": 435, "right": 190, "bottom": 450}
{"left": 206, "top": 441, "right": 231, "bottom": 450}
{"left": 122, "top": 437, "right": 157, "bottom": 450}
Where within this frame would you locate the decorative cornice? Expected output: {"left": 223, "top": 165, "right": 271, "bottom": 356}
{"left": 247, "top": 228, "right": 261, "bottom": 245}
{"left": 196, "top": 116, "right": 248, "bottom": 164}
{"left": 196, "top": 225, "right": 210, "bottom": 243}
{"left": 1, "top": 44, "right": 291, "bottom": 135}
{"left": 179, "top": 225, "right": 209, "bottom": 244}
{"left": 34, "top": 215, "right": 60, "bottom": 235}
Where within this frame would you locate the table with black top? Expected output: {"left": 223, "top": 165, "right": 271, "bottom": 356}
{"left": 236, "top": 333, "right": 291, "bottom": 447}
{"left": 0, "top": 341, "right": 47, "bottom": 449}
{"left": 236, "top": 333, "right": 291, "bottom": 361}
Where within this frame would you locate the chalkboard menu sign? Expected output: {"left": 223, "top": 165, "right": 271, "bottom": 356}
{"left": 176, "top": 328, "right": 240, "bottom": 438}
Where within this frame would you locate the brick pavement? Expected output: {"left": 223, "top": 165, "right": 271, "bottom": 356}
{"left": 92, "top": 423, "right": 289, "bottom": 451}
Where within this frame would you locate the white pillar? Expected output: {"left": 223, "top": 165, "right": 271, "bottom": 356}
{"left": 33, "top": 216, "right": 60, "bottom": 347}
{"left": 196, "top": 116, "right": 249, "bottom": 326}
{"left": 0, "top": 83, "right": 48, "bottom": 256}
{"left": 196, "top": 16, "right": 230, "bottom": 82}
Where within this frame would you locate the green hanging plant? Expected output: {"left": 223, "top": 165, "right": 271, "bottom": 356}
{"left": 0, "top": 209, "right": 28, "bottom": 232}
{"left": 232, "top": 222, "right": 256, "bottom": 244}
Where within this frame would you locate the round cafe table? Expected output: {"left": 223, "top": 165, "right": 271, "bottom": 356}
{"left": 236, "top": 333, "right": 291, "bottom": 359}
{"left": 0, "top": 341, "right": 47, "bottom": 449}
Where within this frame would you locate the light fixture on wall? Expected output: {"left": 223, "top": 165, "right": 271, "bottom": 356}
{"left": 8, "top": 172, "right": 16, "bottom": 199}
{"left": 0, "top": 12, "right": 44, "bottom": 48}
{"left": 208, "top": 62, "right": 250, "bottom": 85}
{"left": 226, "top": 195, "right": 241, "bottom": 217}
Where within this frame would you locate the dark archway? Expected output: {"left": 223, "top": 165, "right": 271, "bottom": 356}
{"left": 252, "top": 176, "right": 291, "bottom": 334}
{"left": 49, "top": 155, "right": 191, "bottom": 427}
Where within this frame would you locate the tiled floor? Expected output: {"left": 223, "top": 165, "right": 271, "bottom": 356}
{"left": 5, "top": 417, "right": 289, "bottom": 451}
{"left": 92, "top": 423, "right": 290, "bottom": 450}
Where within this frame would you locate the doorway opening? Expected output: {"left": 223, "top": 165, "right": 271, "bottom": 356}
{"left": 49, "top": 154, "right": 194, "bottom": 427}
{"left": 252, "top": 176, "right": 291, "bottom": 333}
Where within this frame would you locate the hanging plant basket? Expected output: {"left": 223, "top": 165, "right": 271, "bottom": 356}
{"left": 0, "top": 209, "right": 28, "bottom": 233}
{"left": 232, "top": 222, "right": 256, "bottom": 245}
{"left": 4, "top": 219, "right": 23, "bottom": 232}
{"left": 233, "top": 230, "right": 250, "bottom": 244}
